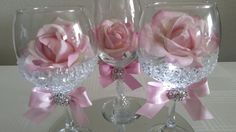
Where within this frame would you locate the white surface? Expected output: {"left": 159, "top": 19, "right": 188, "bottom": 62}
{"left": 0, "top": 62, "right": 236, "bottom": 132}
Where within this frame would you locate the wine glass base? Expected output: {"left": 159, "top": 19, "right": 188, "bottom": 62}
{"left": 149, "top": 124, "right": 187, "bottom": 132}
{"left": 102, "top": 97, "right": 141, "bottom": 125}
{"left": 58, "top": 127, "right": 92, "bottom": 132}
{"left": 49, "top": 97, "right": 193, "bottom": 131}
{"left": 49, "top": 111, "right": 93, "bottom": 132}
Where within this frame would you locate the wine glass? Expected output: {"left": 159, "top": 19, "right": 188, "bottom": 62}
{"left": 13, "top": 6, "right": 97, "bottom": 132}
{"left": 137, "top": 1, "right": 220, "bottom": 132}
{"left": 94, "top": 0, "right": 142, "bottom": 130}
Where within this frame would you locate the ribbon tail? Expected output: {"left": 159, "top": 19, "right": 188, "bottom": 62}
{"left": 182, "top": 98, "right": 214, "bottom": 121}
{"left": 123, "top": 74, "right": 142, "bottom": 90}
{"left": 24, "top": 106, "right": 55, "bottom": 123}
{"left": 99, "top": 76, "right": 114, "bottom": 88}
{"left": 70, "top": 104, "right": 89, "bottom": 127}
{"left": 136, "top": 102, "right": 166, "bottom": 119}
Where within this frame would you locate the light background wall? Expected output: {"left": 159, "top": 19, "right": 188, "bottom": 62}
{"left": 0, "top": 0, "right": 235, "bottom": 65}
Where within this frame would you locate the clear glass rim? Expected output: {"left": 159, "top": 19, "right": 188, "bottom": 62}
{"left": 13, "top": 5, "right": 93, "bottom": 59}
{"left": 146, "top": 1, "right": 216, "bottom": 8}
{"left": 16, "top": 6, "right": 85, "bottom": 14}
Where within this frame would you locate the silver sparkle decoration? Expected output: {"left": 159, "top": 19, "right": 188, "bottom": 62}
{"left": 52, "top": 93, "right": 71, "bottom": 106}
{"left": 112, "top": 68, "right": 125, "bottom": 80}
{"left": 167, "top": 89, "right": 188, "bottom": 101}
{"left": 140, "top": 52, "right": 218, "bottom": 89}
{"left": 18, "top": 58, "right": 97, "bottom": 93}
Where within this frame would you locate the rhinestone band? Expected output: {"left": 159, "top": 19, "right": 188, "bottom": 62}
{"left": 167, "top": 89, "right": 188, "bottom": 101}
{"left": 52, "top": 93, "right": 71, "bottom": 106}
{"left": 112, "top": 68, "right": 125, "bottom": 80}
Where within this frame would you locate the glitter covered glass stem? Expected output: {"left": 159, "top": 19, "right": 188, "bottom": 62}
{"left": 62, "top": 106, "right": 78, "bottom": 132}
{"left": 116, "top": 124, "right": 126, "bottom": 132}
{"left": 113, "top": 78, "right": 128, "bottom": 132}
{"left": 148, "top": 94, "right": 187, "bottom": 132}
{"left": 112, "top": 67, "right": 128, "bottom": 114}
{"left": 101, "top": 66, "right": 140, "bottom": 125}
{"left": 165, "top": 100, "right": 177, "bottom": 129}
{"left": 115, "top": 78, "right": 127, "bottom": 105}
{"left": 50, "top": 97, "right": 92, "bottom": 132}
{"left": 50, "top": 93, "right": 86, "bottom": 132}
{"left": 113, "top": 77, "right": 130, "bottom": 120}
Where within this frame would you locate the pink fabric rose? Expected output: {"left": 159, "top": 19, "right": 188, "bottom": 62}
{"left": 25, "top": 18, "right": 94, "bottom": 70}
{"left": 95, "top": 19, "right": 138, "bottom": 59}
{"left": 139, "top": 10, "right": 219, "bottom": 67}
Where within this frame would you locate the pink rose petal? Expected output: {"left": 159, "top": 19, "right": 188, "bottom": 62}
{"left": 68, "top": 52, "right": 80, "bottom": 67}
{"left": 164, "top": 36, "right": 191, "bottom": 56}
{"left": 77, "top": 35, "right": 94, "bottom": 58}
{"left": 25, "top": 17, "right": 92, "bottom": 69}
{"left": 152, "top": 10, "right": 185, "bottom": 31}
{"left": 95, "top": 19, "right": 137, "bottom": 58}
{"left": 139, "top": 24, "right": 167, "bottom": 58}
{"left": 37, "top": 24, "right": 67, "bottom": 41}
{"left": 140, "top": 10, "right": 219, "bottom": 67}
{"left": 55, "top": 40, "right": 74, "bottom": 63}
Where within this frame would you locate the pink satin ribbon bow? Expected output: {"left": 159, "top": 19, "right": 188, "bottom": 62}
{"left": 24, "top": 87, "right": 92, "bottom": 125}
{"left": 136, "top": 78, "right": 213, "bottom": 121}
{"left": 99, "top": 60, "right": 142, "bottom": 90}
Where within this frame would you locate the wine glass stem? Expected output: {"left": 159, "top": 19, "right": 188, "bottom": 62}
{"left": 114, "top": 78, "right": 126, "bottom": 112}
{"left": 64, "top": 106, "right": 77, "bottom": 130}
{"left": 113, "top": 77, "right": 130, "bottom": 118}
{"left": 116, "top": 124, "right": 126, "bottom": 132}
{"left": 112, "top": 78, "right": 127, "bottom": 132}
{"left": 164, "top": 100, "right": 177, "bottom": 129}
{"left": 116, "top": 78, "right": 125, "bottom": 99}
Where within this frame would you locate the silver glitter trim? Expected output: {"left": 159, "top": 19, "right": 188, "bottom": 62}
{"left": 167, "top": 89, "right": 188, "bottom": 101}
{"left": 112, "top": 68, "right": 125, "bottom": 80}
{"left": 52, "top": 93, "right": 71, "bottom": 106}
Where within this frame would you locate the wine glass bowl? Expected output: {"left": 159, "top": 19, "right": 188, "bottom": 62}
{"left": 14, "top": 7, "right": 97, "bottom": 94}
{"left": 98, "top": 51, "right": 138, "bottom": 68}
{"left": 139, "top": 1, "right": 220, "bottom": 89}
{"left": 139, "top": 51, "right": 219, "bottom": 89}
{"left": 94, "top": 0, "right": 142, "bottom": 66}
{"left": 138, "top": 1, "right": 220, "bottom": 132}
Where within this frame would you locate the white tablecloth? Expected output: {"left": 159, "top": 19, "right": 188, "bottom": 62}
{"left": 0, "top": 62, "right": 235, "bottom": 132}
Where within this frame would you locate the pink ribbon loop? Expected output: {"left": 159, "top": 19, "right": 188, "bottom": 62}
{"left": 24, "top": 87, "right": 92, "bottom": 126}
{"left": 136, "top": 78, "right": 213, "bottom": 121}
{"left": 99, "top": 60, "right": 142, "bottom": 90}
